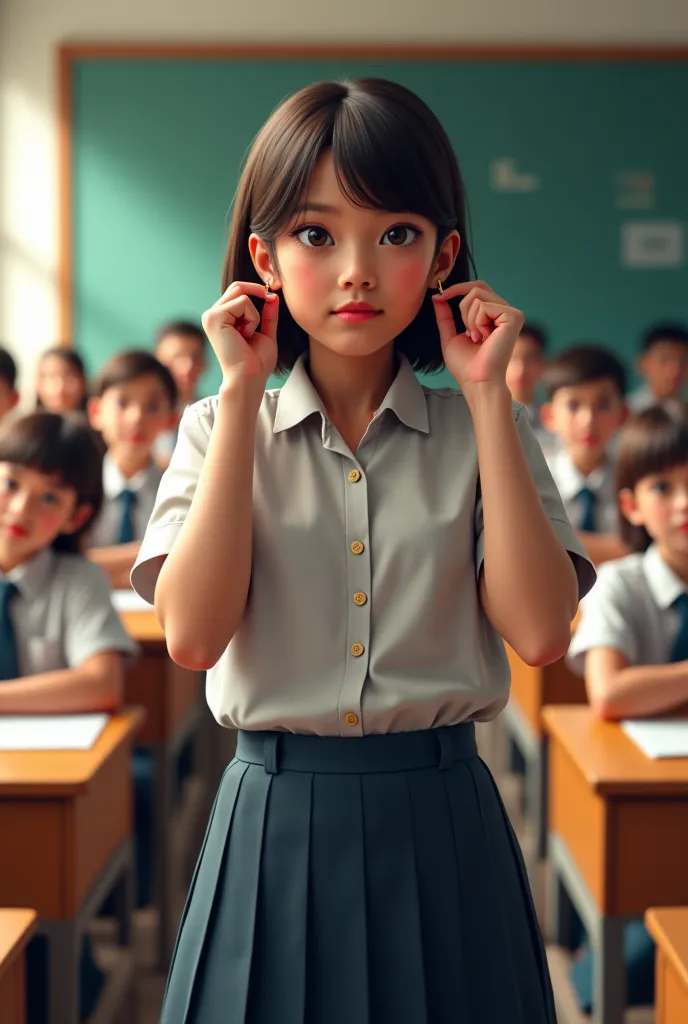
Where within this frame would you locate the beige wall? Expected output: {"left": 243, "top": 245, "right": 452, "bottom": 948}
{"left": 2, "top": 0, "right": 687, "bottom": 398}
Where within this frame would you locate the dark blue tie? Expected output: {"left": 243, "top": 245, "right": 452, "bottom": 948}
{"left": 576, "top": 486, "right": 598, "bottom": 533}
{"left": 117, "top": 489, "right": 137, "bottom": 545}
{"left": 670, "top": 593, "right": 688, "bottom": 662}
{"left": 0, "top": 580, "right": 20, "bottom": 681}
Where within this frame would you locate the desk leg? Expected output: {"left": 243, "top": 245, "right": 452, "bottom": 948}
{"left": 112, "top": 844, "right": 135, "bottom": 948}
{"left": 152, "top": 744, "right": 174, "bottom": 972}
{"left": 591, "top": 916, "right": 626, "bottom": 1024}
{"left": 43, "top": 920, "right": 80, "bottom": 1024}
{"left": 545, "top": 854, "right": 577, "bottom": 947}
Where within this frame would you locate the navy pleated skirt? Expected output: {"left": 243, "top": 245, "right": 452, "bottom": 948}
{"left": 161, "top": 724, "right": 556, "bottom": 1023}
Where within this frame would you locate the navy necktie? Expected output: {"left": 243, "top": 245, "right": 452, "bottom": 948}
{"left": 117, "top": 489, "right": 137, "bottom": 545}
{"left": 576, "top": 486, "right": 598, "bottom": 533}
{"left": 0, "top": 580, "right": 20, "bottom": 681}
{"left": 670, "top": 593, "right": 688, "bottom": 663}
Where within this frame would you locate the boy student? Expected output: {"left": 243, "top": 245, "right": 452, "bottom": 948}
{"left": 154, "top": 319, "right": 207, "bottom": 465}
{"left": 505, "top": 322, "right": 556, "bottom": 454}
{"left": 87, "top": 350, "right": 177, "bottom": 589}
{"left": 541, "top": 345, "right": 629, "bottom": 565}
{"left": 627, "top": 322, "right": 688, "bottom": 415}
{"left": 0, "top": 347, "right": 19, "bottom": 423}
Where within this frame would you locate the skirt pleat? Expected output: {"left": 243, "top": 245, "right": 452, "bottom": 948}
{"left": 160, "top": 726, "right": 556, "bottom": 1024}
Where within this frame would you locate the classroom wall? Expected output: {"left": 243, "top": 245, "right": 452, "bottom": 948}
{"left": 2, "top": 0, "right": 688, "bottom": 401}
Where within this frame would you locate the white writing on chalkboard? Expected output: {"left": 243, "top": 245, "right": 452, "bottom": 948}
{"left": 621, "top": 221, "right": 685, "bottom": 269}
{"left": 489, "top": 158, "right": 541, "bottom": 193}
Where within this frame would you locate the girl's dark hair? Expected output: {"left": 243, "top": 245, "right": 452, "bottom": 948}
{"left": 36, "top": 346, "right": 89, "bottom": 410}
{"left": 543, "top": 344, "right": 626, "bottom": 402}
{"left": 92, "top": 349, "right": 178, "bottom": 408}
{"left": 223, "top": 78, "right": 475, "bottom": 374}
{"left": 0, "top": 412, "right": 104, "bottom": 554}
{"left": 616, "top": 406, "right": 688, "bottom": 552}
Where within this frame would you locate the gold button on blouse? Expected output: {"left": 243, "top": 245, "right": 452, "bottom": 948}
{"left": 348, "top": 469, "right": 361, "bottom": 483}
{"left": 353, "top": 592, "right": 368, "bottom": 606}
{"left": 350, "top": 541, "right": 364, "bottom": 555}
{"left": 344, "top": 712, "right": 359, "bottom": 727}
{"left": 351, "top": 643, "right": 365, "bottom": 657}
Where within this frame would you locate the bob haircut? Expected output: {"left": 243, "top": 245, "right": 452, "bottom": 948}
{"left": 92, "top": 349, "right": 178, "bottom": 408}
{"left": 0, "top": 412, "right": 104, "bottom": 554}
{"left": 543, "top": 344, "right": 626, "bottom": 402}
{"left": 36, "top": 347, "right": 89, "bottom": 410}
{"left": 223, "top": 78, "right": 475, "bottom": 375}
{"left": 616, "top": 405, "right": 688, "bottom": 552}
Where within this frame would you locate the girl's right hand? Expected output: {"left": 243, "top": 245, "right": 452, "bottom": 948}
{"left": 201, "top": 281, "right": 279, "bottom": 393}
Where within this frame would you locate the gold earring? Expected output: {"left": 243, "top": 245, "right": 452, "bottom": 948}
{"left": 264, "top": 281, "right": 271, "bottom": 298}
{"left": 437, "top": 279, "right": 444, "bottom": 294}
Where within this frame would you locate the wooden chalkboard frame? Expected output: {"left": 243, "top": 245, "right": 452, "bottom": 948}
{"left": 57, "top": 42, "right": 688, "bottom": 344}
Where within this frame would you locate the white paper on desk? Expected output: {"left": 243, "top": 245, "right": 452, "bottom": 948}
{"left": 621, "top": 719, "right": 688, "bottom": 759}
{"left": 0, "top": 713, "right": 108, "bottom": 751}
{"left": 111, "top": 589, "right": 151, "bottom": 613}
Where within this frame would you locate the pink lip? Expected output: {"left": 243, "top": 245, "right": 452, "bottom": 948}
{"left": 333, "top": 302, "right": 381, "bottom": 322}
{"left": 5, "top": 524, "right": 27, "bottom": 538}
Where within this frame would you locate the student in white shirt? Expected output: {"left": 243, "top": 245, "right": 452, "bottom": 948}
{"left": 566, "top": 405, "right": 688, "bottom": 1012}
{"left": 87, "top": 350, "right": 177, "bottom": 588}
{"left": 154, "top": 320, "right": 208, "bottom": 467}
{"left": 541, "top": 344, "right": 629, "bottom": 564}
{"left": 627, "top": 322, "right": 688, "bottom": 415}
{"left": 505, "top": 321, "right": 556, "bottom": 454}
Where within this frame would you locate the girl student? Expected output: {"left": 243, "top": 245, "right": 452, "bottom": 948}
{"left": 567, "top": 405, "right": 688, "bottom": 1011}
{"left": 131, "top": 78, "right": 595, "bottom": 1023}
{"left": 0, "top": 411, "right": 137, "bottom": 1020}
{"left": 35, "top": 346, "right": 89, "bottom": 414}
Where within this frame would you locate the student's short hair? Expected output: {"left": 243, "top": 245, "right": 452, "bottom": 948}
{"left": 640, "top": 322, "right": 688, "bottom": 353}
{"left": 616, "top": 405, "right": 688, "bottom": 552}
{"left": 36, "top": 346, "right": 88, "bottom": 410}
{"left": 0, "top": 348, "right": 17, "bottom": 390}
{"left": 0, "top": 412, "right": 104, "bottom": 553}
{"left": 518, "top": 322, "right": 548, "bottom": 353}
{"left": 155, "top": 319, "right": 206, "bottom": 351}
{"left": 92, "top": 350, "right": 178, "bottom": 407}
{"left": 543, "top": 345, "right": 626, "bottom": 401}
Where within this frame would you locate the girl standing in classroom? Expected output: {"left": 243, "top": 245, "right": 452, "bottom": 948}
{"left": 131, "top": 78, "right": 595, "bottom": 1023}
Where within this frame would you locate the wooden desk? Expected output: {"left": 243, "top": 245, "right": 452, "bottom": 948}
{"left": 501, "top": 636, "right": 586, "bottom": 858}
{"left": 646, "top": 908, "right": 688, "bottom": 1024}
{"left": 0, "top": 711, "right": 143, "bottom": 1024}
{"left": 121, "top": 609, "right": 208, "bottom": 968}
{"left": 0, "top": 910, "right": 37, "bottom": 1024}
{"left": 544, "top": 705, "right": 688, "bottom": 1024}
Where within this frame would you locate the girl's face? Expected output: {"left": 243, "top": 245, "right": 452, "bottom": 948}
{"left": 0, "top": 462, "right": 91, "bottom": 570}
{"left": 620, "top": 463, "right": 688, "bottom": 557}
{"left": 251, "top": 151, "right": 459, "bottom": 359}
{"left": 37, "top": 355, "right": 86, "bottom": 413}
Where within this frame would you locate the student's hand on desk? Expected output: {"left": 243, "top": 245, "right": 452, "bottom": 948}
{"left": 433, "top": 281, "right": 524, "bottom": 398}
{"left": 202, "top": 281, "right": 279, "bottom": 396}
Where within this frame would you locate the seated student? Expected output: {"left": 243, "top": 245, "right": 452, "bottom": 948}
{"left": 0, "top": 348, "right": 19, "bottom": 424}
{"left": 541, "top": 345, "right": 630, "bottom": 565}
{"left": 153, "top": 319, "right": 207, "bottom": 466}
{"left": 0, "top": 411, "right": 137, "bottom": 1022}
{"left": 505, "top": 321, "right": 556, "bottom": 454}
{"left": 35, "top": 346, "right": 88, "bottom": 414}
{"left": 87, "top": 350, "right": 177, "bottom": 589}
{"left": 627, "top": 322, "right": 688, "bottom": 416}
{"left": 565, "top": 405, "right": 688, "bottom": 1011}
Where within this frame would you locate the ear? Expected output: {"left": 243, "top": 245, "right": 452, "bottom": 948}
{"left": 429, "top": 231, "right": 461, "bottom": 288}
{"left": 540, "top": 401, "right": 554, "bottom": 431}
{"left": 10, "top": 391, "right": 19, "bottom": 410}
{"left": 87, "top": 397, "right": 102, "bottom": 432}
{"left": 62, "top": 502, "right": 94, "bottom": 536}
{"left": 249, "top": 234, "right": 282, "bottom": 291}
{"left": 619, "top": 487, "right": 643, "bottom": 527}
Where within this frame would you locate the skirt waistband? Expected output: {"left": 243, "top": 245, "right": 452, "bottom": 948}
{"left": 235, "top": 723, "right": 477, "bottom": 775}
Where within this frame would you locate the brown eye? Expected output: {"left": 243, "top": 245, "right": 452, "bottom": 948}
{"left": 382, "top": 226, "right": 419, "bottom": 247}
{"left": 296, "top": 226, "right": 333, "bottom": 248}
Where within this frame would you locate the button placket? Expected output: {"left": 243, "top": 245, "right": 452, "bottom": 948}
{"left": 337, "top": 459, "right": 371, "bottom": 736}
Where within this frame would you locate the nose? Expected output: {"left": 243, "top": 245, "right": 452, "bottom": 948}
{"left": 9, "top": 489, "right": 30, "bottom": 516}
{"left": 127, "top": 405, "right": 144, "bottom": 426}
{"left": 338, "top": 244, "right": 377, "bottom": 291}
{"left": 577, "top": 407, "right": 594, "bottom": 427}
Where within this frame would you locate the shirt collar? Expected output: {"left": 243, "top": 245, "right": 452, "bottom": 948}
{"left": 643, "top": 544, "right": 688, "bottom": 610}
{"left": 103, "top": 452, "right": 154, "bottom": 497}
{"left": 273, "top": 353, "right": 430, "bottom": 435}
{"left": 551, "top": 450, "right": 609, "bottom": 501}
{"left": 2, "top": 547, "right": 55, "bottom": 601}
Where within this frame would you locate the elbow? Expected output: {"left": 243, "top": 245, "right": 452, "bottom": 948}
{"left": 165, "top": 637, "right": 227, "bottom": 672}
{"left": 516, "top": 628, "right": 572, "bottom": 668}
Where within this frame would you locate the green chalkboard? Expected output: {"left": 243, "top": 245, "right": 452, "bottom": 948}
{"left": 71, "top": 55, "right": 688, "bottom": 394}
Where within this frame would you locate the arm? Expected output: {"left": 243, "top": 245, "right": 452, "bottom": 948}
{"left": 155, "top": 383, "right": 260, "bottom": 670}
{"left": 585, "top": 646, "right": 688, "bottom": 719}
{"left": 0, "top": 652, "right": 124, "bottom": 714}
{"left": 88, "top": 542, "right": 141, "bottom": 589}
{"left": 472, "top": 385, "right": 579, "bottom": 667}
{"left": 579, "top": 531, "right": 629, "bottom": 566}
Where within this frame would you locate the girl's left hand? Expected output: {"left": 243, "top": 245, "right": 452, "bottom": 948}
{"left": 432, "top": 281, "right": 524, "bottom": 392}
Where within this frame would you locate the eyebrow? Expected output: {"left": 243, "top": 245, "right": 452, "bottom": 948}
{"left": 294, "top": 202, "right": 342, "bottom": 216}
